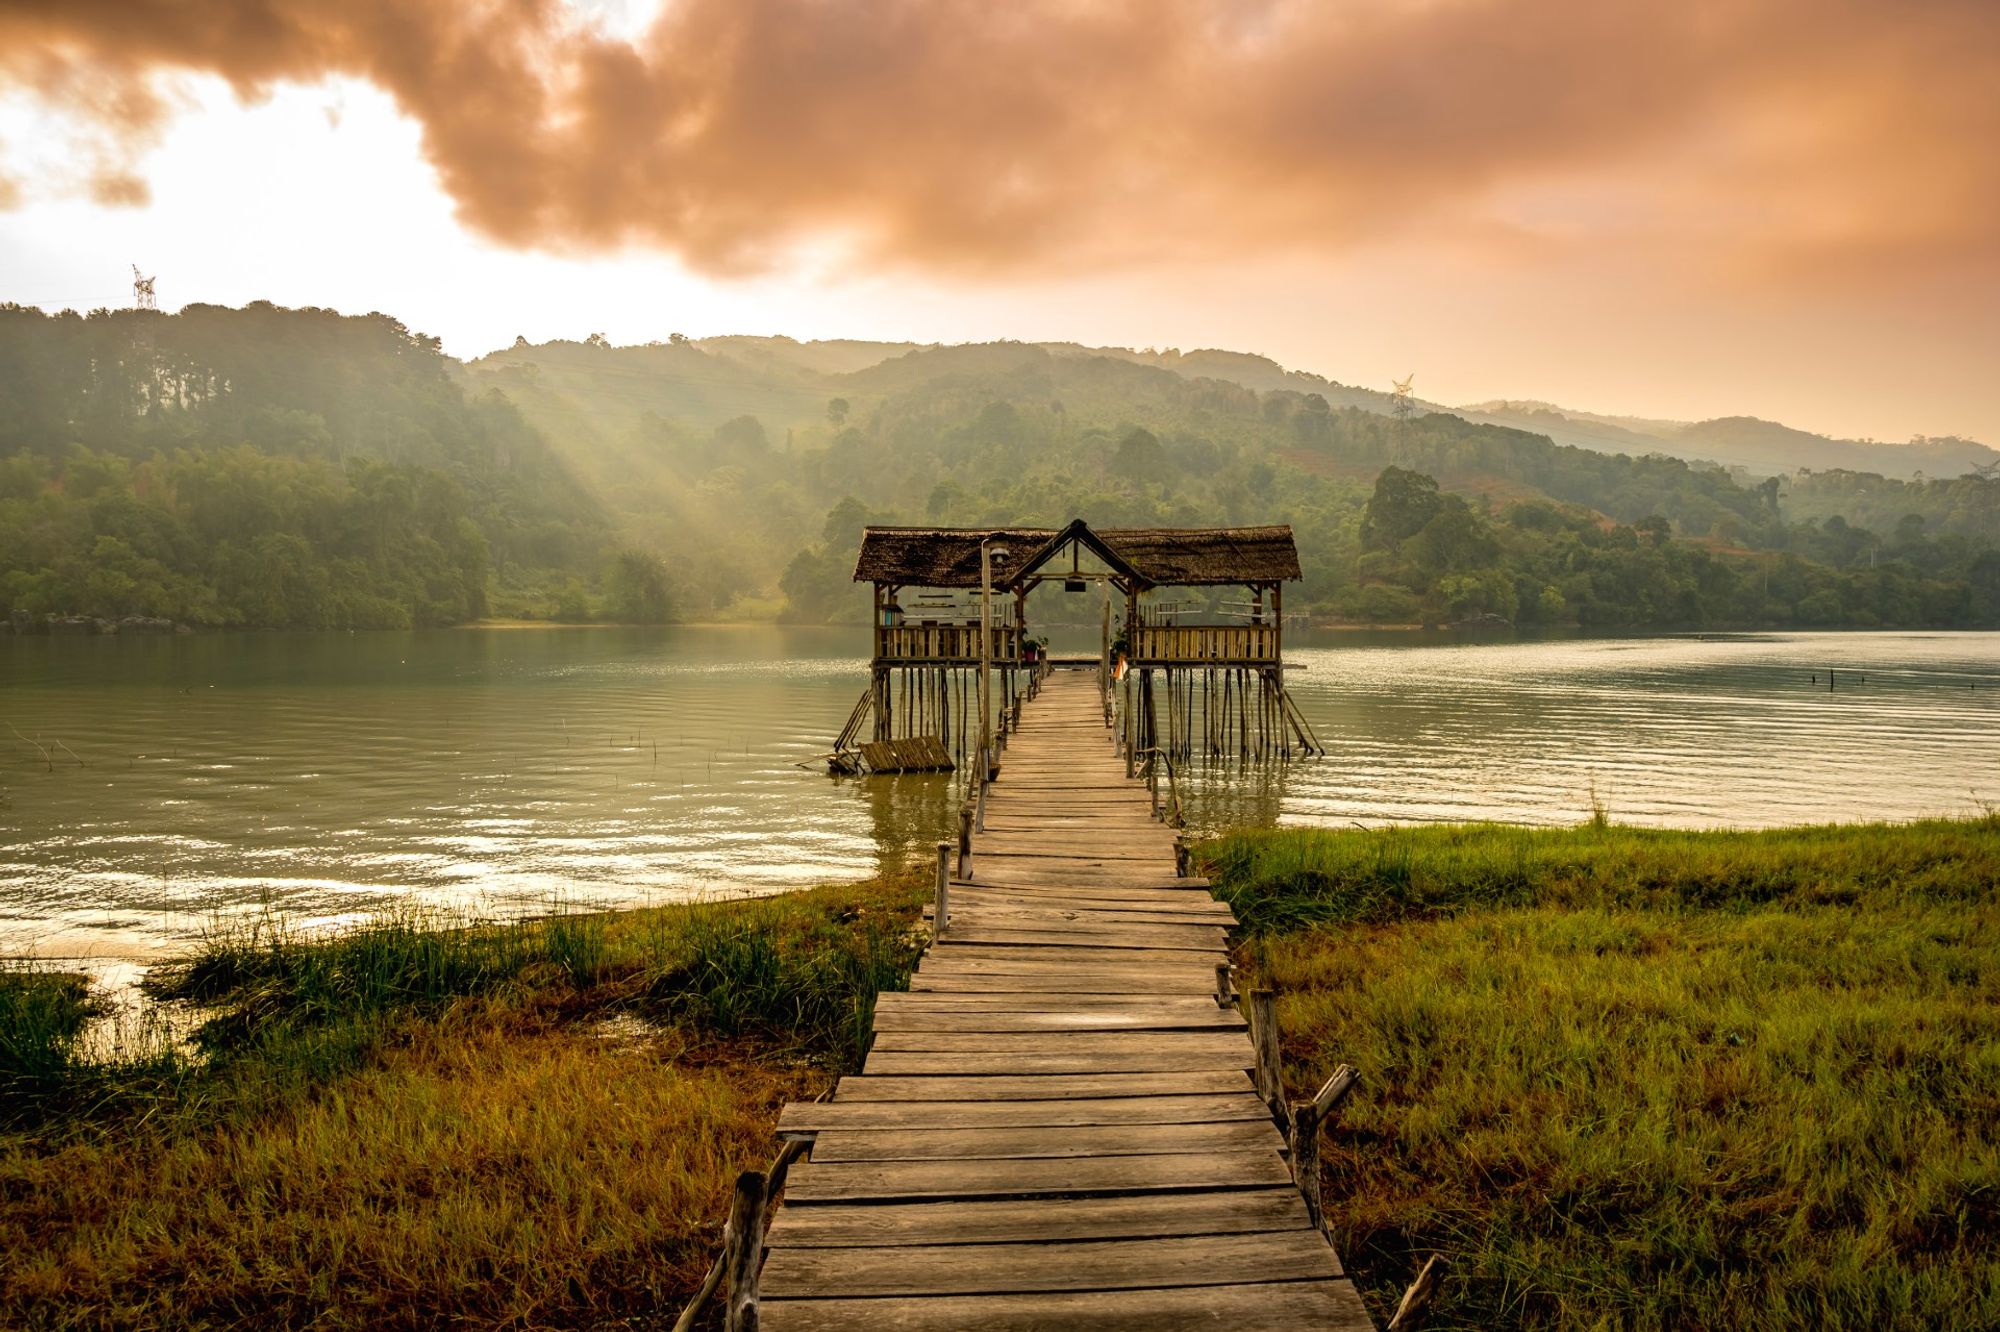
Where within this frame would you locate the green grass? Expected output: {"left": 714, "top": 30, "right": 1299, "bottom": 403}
{"left": 0, "top": 969, "right": 103, "bottom": 1112}
{"left": 1207, "top": 820, "right": 2000, "bottom": 1330}
{"left": 0, "top": 871, "right": 927, "bottom": 1329}
{"left": 1204, "top": 816, "right": 2000, "bottom": 931}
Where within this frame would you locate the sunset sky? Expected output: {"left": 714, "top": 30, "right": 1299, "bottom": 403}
{"left": 2, "top": 0, "right": 1995, "bottom": 443}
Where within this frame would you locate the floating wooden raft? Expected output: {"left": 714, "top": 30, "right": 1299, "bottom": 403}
{"left": 856, "top": 735, "right": 956, "bottom": 773}
{"left": 760, "top": 671, "right": 1372, "bottom": 1330}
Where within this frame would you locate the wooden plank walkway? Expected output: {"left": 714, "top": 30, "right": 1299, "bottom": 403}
{"left": 760, "top": 670, "right": 1373, "bottom": 1330}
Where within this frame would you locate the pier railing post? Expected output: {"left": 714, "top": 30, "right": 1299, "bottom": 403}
{"left": 974, "top": 747, "right": 989, "bottom": 832}
{"left": 1287, "top": 1065, "right": 1357, "bottom": 1230}
{"left": 1248, "top": 988, "right": 1283, "bottom": 1120}
{"left": 934, "top": 841, "right": 951, "bottom": 935}
{"left": 722, "top": 1170, "right": 767, "bottom": 1332}
{"left": 958, "top": 802, "right": 974, "bottom": 879}
{"left": 1214, "top": 962, "right": 1236, "bottom": 1009}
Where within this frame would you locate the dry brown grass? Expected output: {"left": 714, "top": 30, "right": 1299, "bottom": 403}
{"left": 0, "top": 874, "right": 927, "bottom": 1330}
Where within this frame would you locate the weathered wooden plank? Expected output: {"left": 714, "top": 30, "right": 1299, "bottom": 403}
{"left": 944, "top": 880, "right": 1205, "bottom": 897}
{"left": 934, "top": 903, "right": 1237, "bottom": 928}
{"left": 764, "top": 1187, "right": 1311, "bottom": 1248}
{"left": 952, "top": 877, "right": 1213, "bottom": 895}
{"left": 803, "top": 1118, "right": 1281, "bottom": 1163}
{"left": 926, "top": 945, "right": 1222, "bottom": 967}
{"left": 754, "top": 1281, "right": 1376, "bottom": 1332}
{"left": 909, "top": 973, "right": 1218, "bottom": 995}
{"left": 913, "top": 961, "right": 1218, "bottom": 984}
{"left": 869, "top": 1030, "right": 1248, "bottom": 1057}
{"left": 862, "top": 1050, "right": 1252, "bottom": 1076}
{"left": 777, "top": 1092, "right": 1270, "bottom": 1134}
{"left": 934, "top": 925, "right": 1228, "bottom": 951}
{"left": 875, "top": 992, "right": 1237, "bottom": 1012}
{"left": 782, "top": 1148, "right": 1293, "bottom": 1203}
{"left": 759, "top": 1281, "right": 1376, "bottom": 1331}
{"left": 971, "top": 848, "right": 1172, "bottom": 864}
{"left": 760, "top": 1230, "right": 1340, "bottom": 1297}
{"left": 829, "top": 1070, "right": 1256, "bottom": 1102}
{"left": 871, "top": 1006, "right": 1245, "bottom": 1034}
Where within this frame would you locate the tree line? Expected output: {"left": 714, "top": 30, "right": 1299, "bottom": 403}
{"left": 4, "top": 305, "right": 1994, "bottom": 632}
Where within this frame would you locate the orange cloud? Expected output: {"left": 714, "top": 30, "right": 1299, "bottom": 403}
{"left": 0, "top": 0, "right": 1994, "bottom": 285}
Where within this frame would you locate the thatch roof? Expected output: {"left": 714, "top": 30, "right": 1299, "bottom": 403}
{"left": 1096, "top": 525, "right": 1302, "bottom": 586}
{"left": 852, "top": 527, "right": 1061, "bottom": 589}
{"left": 853, "top": 522, "right": 1300, "bottom": 588}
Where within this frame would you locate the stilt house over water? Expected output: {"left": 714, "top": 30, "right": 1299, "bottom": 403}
{"left": 833, "top": 519, "right": 1320, "bottom": 767}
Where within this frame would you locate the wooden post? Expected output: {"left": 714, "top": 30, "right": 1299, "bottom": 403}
{"left": 1289, "top": 1104, "right": 1322, "bottom": 1229}
{"left": 1175, "top": 836, "right": 1191, "bottom": 878}
{"left": 974, "top": 747, "right": 988, "bottom": 832}
{"left": 1123, "top": 669, "right": 1135, "bottom": 777}
{"left": 1148, "top": 756, "right": 1160, "bottom": 818}
{"left": 1214, "top": 962, "right": 1236, "bottom": 1009}
{"left": 1100, "top": 585, "right": 1112, "bottom": 719}
{"left": 934, "top": 841, "right": 951, "bottom": 934}
{"left": 957, "top": 802, "right": 973, "bottom": 878}
{"left": 979, "top": 539, "right": 993, "bottom": 762}
{"left": 1387, "top": 1255, "right": 1445, "bottom": 1332}
{"left": 722, "top": 1170, "right": 768, "bottom": 1332}
{"left": 1288, "top": 1065, "right": 1357, "bottom": 1230}
{"left": 1248, "top": 988, "right": 1283, "bottom": 1119}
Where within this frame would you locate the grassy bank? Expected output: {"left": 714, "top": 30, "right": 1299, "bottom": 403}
{"left": 0, "top": 873, "right": 925, "bottom": 1330}
{"left": 1206, "top": 819, "right": 2000, "bottom": 1331}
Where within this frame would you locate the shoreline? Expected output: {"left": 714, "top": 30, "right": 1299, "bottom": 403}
{"left": 4, "top": 816, "right": 1996, "bottom": 1327}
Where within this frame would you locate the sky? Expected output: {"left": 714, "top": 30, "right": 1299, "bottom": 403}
{"left": 1, "top": 0, "right": 1996, "bottom": 444}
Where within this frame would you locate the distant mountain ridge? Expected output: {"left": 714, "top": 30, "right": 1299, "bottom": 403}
{"left": 1464, "top": 400, "right": 1999, "bottom": 481}
{"left": 570, "top": 335, "right": 1997, "bottom": 482}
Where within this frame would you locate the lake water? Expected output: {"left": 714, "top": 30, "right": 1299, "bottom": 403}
{"left": 3, "top": 627, "right": 1996, "bottom": 966}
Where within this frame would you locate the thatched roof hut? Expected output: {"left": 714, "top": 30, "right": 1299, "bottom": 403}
{"left": 852, "top": 521, "right": 1300, "bottom": 590}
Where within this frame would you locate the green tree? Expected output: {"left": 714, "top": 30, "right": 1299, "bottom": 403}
{"left": 606, "top": 550, "right": 674, "bottom": 623}
{"left": 1362, "top": 467, "right": 1444, "bottom": 549}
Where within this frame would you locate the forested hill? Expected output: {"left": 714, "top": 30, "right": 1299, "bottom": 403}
{"left": 2, "top": 303, "right": 1996, "bottom": 631}
{"left": 467, "top": 333, "right": 1999, "bottom": 628}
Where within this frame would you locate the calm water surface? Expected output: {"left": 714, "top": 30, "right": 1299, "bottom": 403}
{"left": 2, "top": 627, "right": 1995, "bottom": 963}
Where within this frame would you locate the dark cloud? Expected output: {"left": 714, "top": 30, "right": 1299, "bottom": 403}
{"left": 0, "top": 0, "right": 1994, "bottom": 282}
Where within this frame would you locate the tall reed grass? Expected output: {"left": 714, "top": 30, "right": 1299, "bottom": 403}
{"left": 0, "top": 969, "right": 97, "bottom": 1108}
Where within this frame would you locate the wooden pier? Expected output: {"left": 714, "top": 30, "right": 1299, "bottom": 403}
{"left": 758, "top": 669, "right": 1372, "bottom": 1329}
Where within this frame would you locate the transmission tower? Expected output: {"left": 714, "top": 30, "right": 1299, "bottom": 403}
{"left": 131, "top": 265, "right": 158, "bottom": 311}
{"left": 1390, "top": 373, "right": 1415, "bottom": 460}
